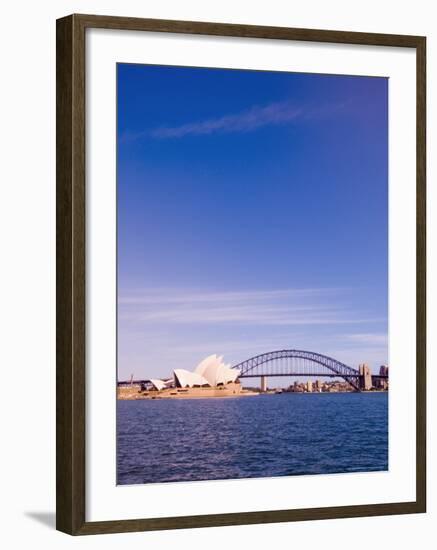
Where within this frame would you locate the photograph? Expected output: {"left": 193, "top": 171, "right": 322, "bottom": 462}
{"left": 116, "top": 63, "right": 389, "bottom": 486}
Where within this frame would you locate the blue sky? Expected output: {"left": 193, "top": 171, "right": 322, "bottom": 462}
{"left": 117, "top": 63, "right": 388, "bottom": 381}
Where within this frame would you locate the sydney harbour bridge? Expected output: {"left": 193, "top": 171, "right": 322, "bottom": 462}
{"left": 231, "top": 349, "right": 388, "bottom": 392}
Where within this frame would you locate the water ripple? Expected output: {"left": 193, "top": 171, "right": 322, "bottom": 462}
{"left": 117, "top": 393, "right": 388, "bottom": 485}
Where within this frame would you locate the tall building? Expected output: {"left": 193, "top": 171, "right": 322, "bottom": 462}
{"left": 379, "top": 365, "right": 389, "bottom": 377}
{"left": 378, "top": 364, "right": 389, "bottom": 389}
{"left": 307, "top": 380, "right": 313, "bottom": 393}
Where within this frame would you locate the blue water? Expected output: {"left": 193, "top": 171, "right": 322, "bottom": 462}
{"left": 117, "top": 392, "right": 388, "bottom": 485}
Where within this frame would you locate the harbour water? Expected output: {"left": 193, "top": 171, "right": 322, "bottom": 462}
{"left": 117, "top": 392, "right": 388, "bottom": 485}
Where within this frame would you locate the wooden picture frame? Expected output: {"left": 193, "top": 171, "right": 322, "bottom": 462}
{"left": 56, "top": 13, "right": 426, "bottom": 535}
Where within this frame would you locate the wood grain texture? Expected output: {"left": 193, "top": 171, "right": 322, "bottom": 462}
{"left": 56, "top": 13, "right": 427, "bottom": 535}
{"left": 74, "top": 13, "right": 423, "bottom": 47}
{"left": 56, "top": 14, "right": 86, "bottom": 535}
{"left": 415, "top": 37, "right": 427, "bottom": 514}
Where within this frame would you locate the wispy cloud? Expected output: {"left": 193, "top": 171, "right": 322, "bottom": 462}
{"left": 119, "top": 287, "right": 385, "bottom": 327}
{"left": 343, "top": 333, "right": 388, "bottom": 345}
{"left": 120, "top": 98, "right": 350, "bottom": 143}
{"left": 119, "top": 287, "right": 338, "bottom": 305}
{"left": 120, "top": 100, "right": 303, "bottom": 142}
{"left": 151, "top": 100, "right": 302, "bottom": 138}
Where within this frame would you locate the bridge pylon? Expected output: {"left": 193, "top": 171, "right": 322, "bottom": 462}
{"left": 260, "top": 376, "right": 267, "bottom": 392}
{"left": 358, "top": 363, "right": 372, "bottom": 390}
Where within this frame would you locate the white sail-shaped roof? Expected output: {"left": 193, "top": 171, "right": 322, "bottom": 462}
{"left": 195, "top": 354, "right": 219, "bottom": 377}
{"left": 149, "top": 378, "right": 166, "bottom": 391}
{"left": 216, "top": 364, "right": 239, "bottom": 384}
{"left": 174, "top": 369, "right": 210, "bottom": 388}
{"left": 214, "top": 363, "right": 227, "bottom": 385}
{"left": 192, "top": 355, "right": 240, "bottom": 386}
{"left": 202, "top": 360, "right": 224, "bottom": 386}
{"left": 223, "top": 364, "right": 240, "bottom": 383}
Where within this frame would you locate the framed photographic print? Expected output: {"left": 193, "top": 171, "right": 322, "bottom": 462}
{"left": 56, "top": 14, "right": 426, "bottom": 535}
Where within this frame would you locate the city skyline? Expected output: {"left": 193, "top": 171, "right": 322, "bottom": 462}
{"left": 117, "top": 64, "right": 388, "bottom": 381}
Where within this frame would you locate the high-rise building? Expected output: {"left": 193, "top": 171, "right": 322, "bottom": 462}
{"left": 378, "top": 365, "right": 389, "bottom": 389}
{"left": 379, "top": 365, "right": 389, "bottom": 377}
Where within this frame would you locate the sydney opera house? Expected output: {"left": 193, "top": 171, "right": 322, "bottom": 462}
{"left": 118, "top": 354, "right": 258, "bottom": 399}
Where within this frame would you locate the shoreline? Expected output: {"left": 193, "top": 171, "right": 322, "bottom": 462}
{"left": 117, "top": 381, "right": 259, "bottom": 400}
{"left": 117, "top": 388, "right": 388, "bottom": 400}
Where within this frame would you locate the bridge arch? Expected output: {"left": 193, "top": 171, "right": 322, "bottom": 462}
{"left": 232, "top": 349, "right": 361, "bottom": 391}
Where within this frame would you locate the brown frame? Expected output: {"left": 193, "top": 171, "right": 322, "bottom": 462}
{"left": 56, "top": 13, "right": 426, "bottom": 535}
